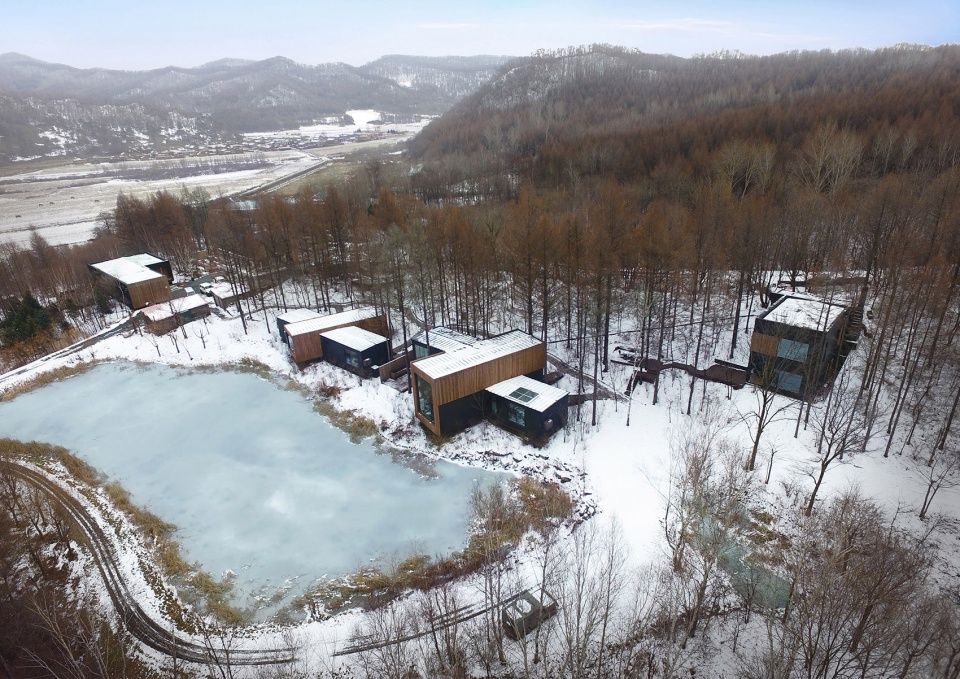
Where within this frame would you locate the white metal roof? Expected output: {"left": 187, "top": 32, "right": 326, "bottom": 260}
{"left": 411, "top": 326, "right": 481, "bottom": 353}
{"left": 320, "top": 325, "right": 388, "bottom": 352}
{"left": 90, "top": 257, "right": 164, "bottom": 285}
{"left": 124, "top": 253, "right": 166, "bottom": 268}
{"left": 763, "top": 295, "right": 846, "bottom": 331}
{"left": 414, "top": 330, "right": 542, "bottom": 379}
{"left": 486, "top": 374, "right": 568, "bottom": 413}
{"left": 285, "top": 307, "right": 380, "bottom": 337}
{"left": 140, "top": 294, "right": 209, "bottom": 322}
{"left": 276, "top": 309, "right": 323, "bottom": 324}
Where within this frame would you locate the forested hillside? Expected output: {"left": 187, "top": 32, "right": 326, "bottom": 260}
{"left": 0, "top": 52, "right": 513, "bottom": 162}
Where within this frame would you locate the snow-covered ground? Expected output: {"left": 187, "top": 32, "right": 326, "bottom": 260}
{"left": 1, "top": 296, "right": 958, "bottom": 673}
{"left": 0, "top": 118, "right": 422, "bottom": 248}
{"left": 240, "top": 109, "right": 433, "bottom": 144}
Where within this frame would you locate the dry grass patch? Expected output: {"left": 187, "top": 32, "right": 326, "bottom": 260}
{"left": 0, "top": 361, "right": 97, "bottom": 402}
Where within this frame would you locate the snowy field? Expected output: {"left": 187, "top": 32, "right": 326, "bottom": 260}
{"left": 1, "top": 297, "right": 958, "bottom": 672}
{"left": 0, "top": 108, "right": 425, "bottom": 248}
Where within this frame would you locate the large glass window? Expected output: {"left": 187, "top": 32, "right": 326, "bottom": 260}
{"left": 345, "top": 348, "right": 361, "bottom": 368}
{"left": 777, "top": 338, "right": 809, "bottom": 362}
{"left": 506, "top": 402, "right": 525, "bottom": 427}
{"left": 774, "top": 370, "right": 803, "bottom": 394}
{"left": 416, "top": 376, "right": 434, "bottom": 422}
{"left": 414, "top": 343, "right": 430, "bottom": 359}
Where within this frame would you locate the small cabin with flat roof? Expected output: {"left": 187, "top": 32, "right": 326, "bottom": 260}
{"left": 275, "top": 309, "right": 323, "bottom": 346}
{"left": 89, "top": 254, "right": 172, "bottom": 310}
{"left": 410, "top": 329, "right": 547, "bottom": 437}
{"left": 320, "top": 326, "right": 390, "bottom": 378}
{"left": 486, "top": 375, "right": 569, "bottom": 443}
{"left": 749, "top": 294, "right": 849, "bottom": 398}
{"left": 284, "top": 307, "right": 389, "bottom": 365}
{"left": 140, "top": 294, "right": 210, "bottom": 334}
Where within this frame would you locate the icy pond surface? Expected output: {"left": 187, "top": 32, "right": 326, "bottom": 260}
{"left": 0, "top": 362, "right": 507, "bottom": 610}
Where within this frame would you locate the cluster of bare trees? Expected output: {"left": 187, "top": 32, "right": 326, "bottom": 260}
{"left": 0, "top": 450, "right": 148, "bottom": 678}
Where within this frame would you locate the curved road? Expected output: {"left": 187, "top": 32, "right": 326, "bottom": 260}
{"left": 0, "top": 458, "right": 295, "bottom": 666}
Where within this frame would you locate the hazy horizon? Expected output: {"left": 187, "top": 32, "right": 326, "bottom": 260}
{"left": 3, "top": 0, "right": 956, "bottom": 72}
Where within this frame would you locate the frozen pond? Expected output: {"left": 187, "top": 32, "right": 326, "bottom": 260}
{"left": 0, "top": 362, "right": 507, "bottom": 611}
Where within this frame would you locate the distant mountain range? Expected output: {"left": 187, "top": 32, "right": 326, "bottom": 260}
{"left": 0, "top": 53, "right": 515, "bottom": 164}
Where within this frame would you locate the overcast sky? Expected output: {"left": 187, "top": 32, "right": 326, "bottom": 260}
{"left": 3, "top": 0, "right": 958, "bottom": 71}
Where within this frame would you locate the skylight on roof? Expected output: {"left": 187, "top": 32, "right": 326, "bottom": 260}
{"left": 509, "top": 386, "right": 539, "bottom": 403}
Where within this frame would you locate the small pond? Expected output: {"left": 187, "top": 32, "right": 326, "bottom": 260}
{"left": 0, "top": 362, "right": 507, "bottom": 613}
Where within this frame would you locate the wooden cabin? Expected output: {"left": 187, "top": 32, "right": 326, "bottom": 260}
{"left": 748, "top": 294, "right": 849, "bottom": 398}
{"left": 410, "top": 329, "right": 546, "bottom": 437}
{"left": 140, "top": 294, "right": 210, "bottom": 334}
{"left": 275, "top": 309, "right": 323, "bottom": 346}
{"left": 320, "top": 326, "right": 390, "bottom": 378}
{"left": 89, "top": 255, "right": 172, "bottom": 310}
{"left": 284, "top": 307, "right": 389, "bottom": 365}
{"left": 486, "top": 375, "right": 568, "bottom": 443}
{"left": 209, "top": 282, "right": 254, "bottom": 310}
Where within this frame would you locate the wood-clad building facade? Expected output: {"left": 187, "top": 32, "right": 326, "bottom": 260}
{"left": 275, "top": 309, "right": 323, "bottom": 346}
{"left": 284, "top": 307, "right": 389, "bottom": 365}
{"left": 410, "top": 329, "right": 546, "bottom": 437}
{"left": 748, "top": 294, "right": 849, "bottom": 398}
{"left": 140, "top": 294, "right": 210, "bottom": 334}
{"left": 319, "top": 326, "right": 390, "bottom": 378}
{"left": 89, "top": 255, "right": 172, "bottom": 310}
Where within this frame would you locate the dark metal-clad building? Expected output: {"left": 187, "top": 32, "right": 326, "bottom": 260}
{"left": 319, "top": 326, "right": 390, "bottom": 378}
{"left": 284, "top": 307, "right": 389, "bottom": 365}
{"left": 748, "top": 294, "right": 849, "bottom": 398}
{"left": 486, "top": 375, "right": 568, "bottom": 443}
{"left": 410, "top": 329, "right": 546, "bottom": 437}
{"left": 411, "top": 326, "right": 481, "bottom": 359}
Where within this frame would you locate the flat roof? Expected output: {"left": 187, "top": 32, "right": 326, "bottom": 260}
{"left": 285, "top": 307, "right": 380, "bottom": 337}
{"left": 140, "top": 294, "right": 209, "bottom": 322}
{"left": 276, "top": 309, "right": 323, "bottom": 324}
{"left": 124, "top": 253, "right": 166, "bottom": 268}
{"left": 414, "top": 330, "right": 542, "bottom": 380}
{"left": 761, "top": 295, "right": 846, "bottom": 331}
{"left": 486, "top": 374, "right": 567, "bottom": 413}
{"left": 320, "top": 325, "right": 388, "bottom": 352}
{"left": 411, "top": 326, "right": 481, "bottom": 353}
{"left": 90, "top": 257, "right": 165, "bottom": 285}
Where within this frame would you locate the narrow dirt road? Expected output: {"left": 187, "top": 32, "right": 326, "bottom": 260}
{"left": 0, "top": 458, "right": 296, "bottom": 666}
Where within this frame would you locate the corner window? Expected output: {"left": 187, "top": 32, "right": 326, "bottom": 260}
{"left": 416, "top": 376, "right": 434, "bottom": 423}
{"left": 774, "top": 370, "right": 803, "bottom": 394}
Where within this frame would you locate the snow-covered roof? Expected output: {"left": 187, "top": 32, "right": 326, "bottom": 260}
{"left": 90, "top": 257, "right": 164, "bottom": 285}
{"left": 762, "top": 295, "right": 846, "bottom": 331}
{"left": 486, "top": 375, "right": 567, "bottom": 413}
{"left": 284, "top": 307, "right": 379, "bottom": 337}
{"left": 414, "top": 330, "right": 542, "bottom": 380}
{"left": 140, "top": 294, "right": 209, "bottom": 322}
{"left": 276, "top": 309, "right": 323, "bottom": 325}
{"left": 411, "top": 326, "right": 481, "bottom": 353}
{"left": 320, "top": 325, "right": 388, "bottom": 352}
{"left": 123, "top": 253, "right": 166, "bottom": 268}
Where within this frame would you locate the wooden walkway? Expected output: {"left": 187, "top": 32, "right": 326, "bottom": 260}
{"left": 617, "top": 357, "right": 749, "bottom": 394}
